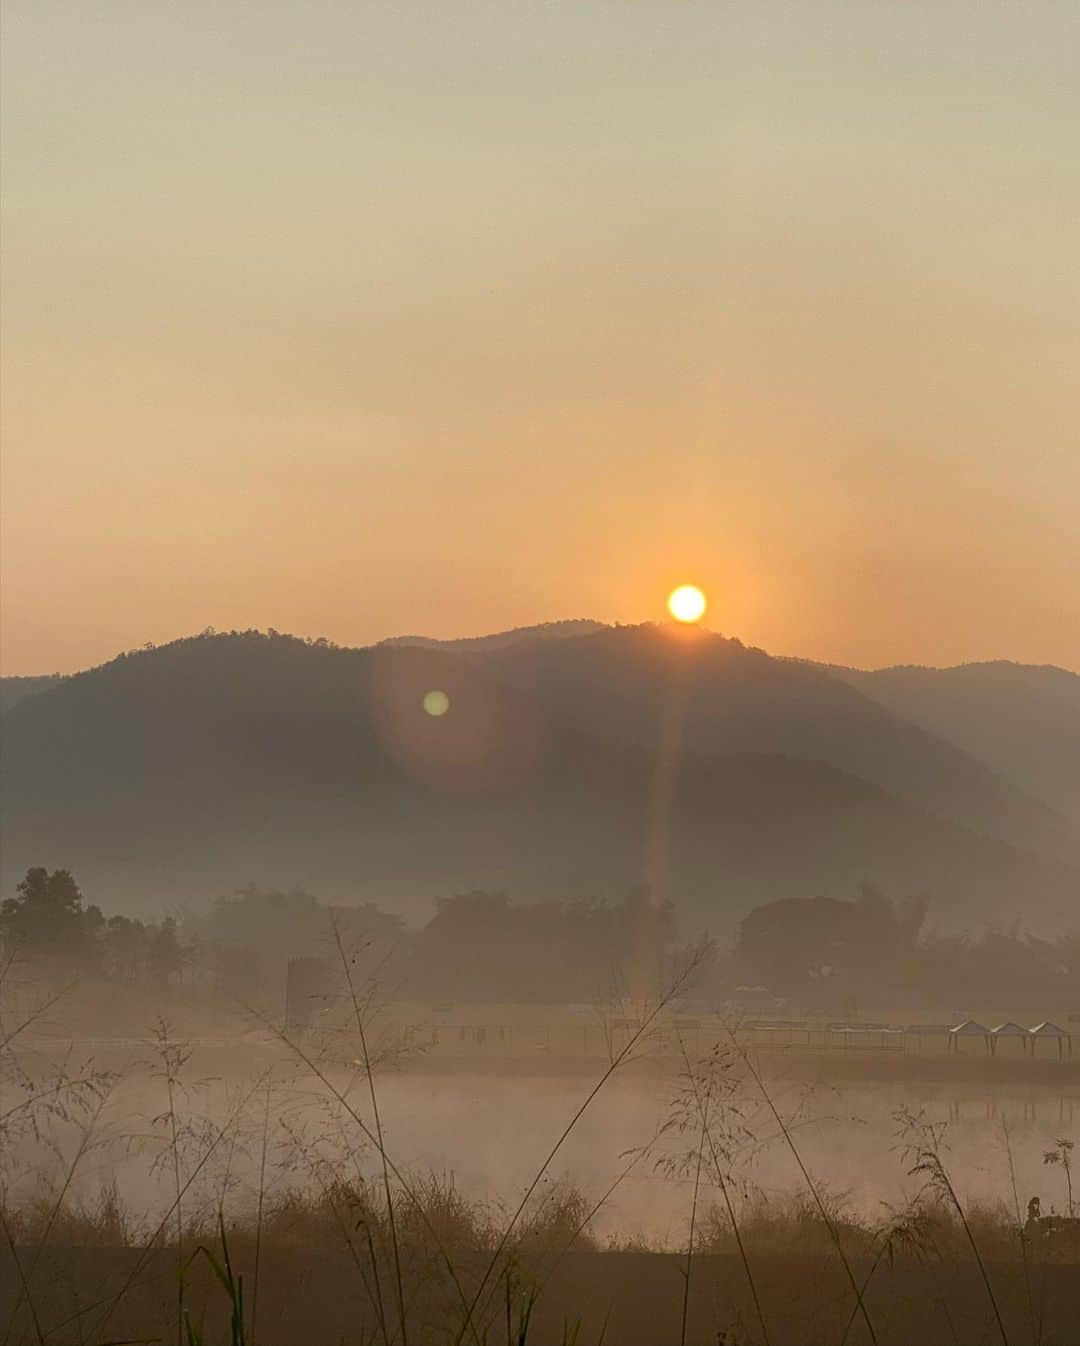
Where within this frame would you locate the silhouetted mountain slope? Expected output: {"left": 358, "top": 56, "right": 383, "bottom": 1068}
{"left": 822, "top": 661, "right": 1080, "bottom": 823}
{"left": 1, "top": 632, "right": 1075, "bottom": 926}
{"left": 471, "top": 624, "right": 1075, "bottom": 861}
{"left": 0, "top": 674, "right": 64, "bottom": 713}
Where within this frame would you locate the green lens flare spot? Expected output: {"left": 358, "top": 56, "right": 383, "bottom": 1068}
{"left": 423, "top": 689, "right": 450, "bottom": 717}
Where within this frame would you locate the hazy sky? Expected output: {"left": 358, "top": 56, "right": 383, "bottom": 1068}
{"left": 2, "top": 2, "right": 1078, "bottom": 675}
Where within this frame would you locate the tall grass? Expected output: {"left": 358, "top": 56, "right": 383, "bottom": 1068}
{"left": 250, "top": 1074, "right": 273, "bottom": 1346}
{"left": 896, "top": 1106, "right": 1011, "bottom": 1346}
{"left": 1, "top": 1075, "right": 117, "bottom": 1345}
{"left": 6, "top": 1155, "right": 1079, "bottom": 1343}
{"left": 452, "top": 941, "right": 710, "bottom": 1345}
{"left": 1042, "top": 1137, "right": 1075, "bottom": 1217}
{"left": 333, "top": 920, "right": 407, "bottom": 1346}
{"left": 250, "top": 1002, "right": 485, "bottom": 1341}
{"left": 729, "top": 1031, "right": 879, "bottom": 1345}
{"left": 152, "top": 1019, "right": 192, "bottom": 1346}
{"left": 83, "top": 1070, "right": 272, "bottom": 1346}
{"left": 1001, "top": 1118, "right": 1039, "bottom": 1346}
{"left": 672, "top": 1034, "right": 772, "bottom": 1346}
{"left": 679, "top": 1082, "right": 710, "bottom": 1346}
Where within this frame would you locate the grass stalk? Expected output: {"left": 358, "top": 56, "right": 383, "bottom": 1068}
{"left": 249, "top": 1075, "right": 272, "bottom": 1346}
{"left": 0, "top": 1208, "right": 44, "bottom": 1346}
{"left": 454, "top": 948, "right": 706, "bottom": 1345}
{"left": 535, "top": 1121, "right": 670, "bottom": 1300}
{"left": 332, "top": 920, "right": 407, "bottom": 1346}
{"left": 679, "top": 1084, "right": 710, "bottom": 1346}
{"left": 188, "top": 1212, "right": 247, "bottom": 1346}
{"left": 361, "top": 1220, "right": 391, "bottom": 1346}
{"left": 839, "top": 1244, "right": 889, "bottom": 1346}
{"left": 0, "top": 982, "right": 75, "bottom": 1054}
{"left": 161, "top": 1031, "right": 186, "bottom": 1346}
{"left": 676, "top": 1037, "right": 771, "bottom": 1346}
{"left": 899, "top": 1107, "right": 1010, "bottom": 1346}
{"left": 1002, "top": 1119, "right": 1038, "bottom": 1346}
{"left": 1, "top": 1083, "right": 114, "bottom": 1346}
{"left": 81, "top": 1072, "right": 271, "bottom": 1346}
{"left": 731, "top": 1032, "right": 878, "bottom": 1345}
{"left": 273, "top": 1115, "right": 388, "bottom": 1338}
{"left": 249, "top": 1006, "right": 482, "bottom": 1345}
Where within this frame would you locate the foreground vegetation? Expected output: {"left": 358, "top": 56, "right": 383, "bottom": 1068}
{"left": 6, "top": 1179, "right": 1080, "bottom": 1345}
{"left": 3, "top": 940, "right": 1078, "bottom": 1345}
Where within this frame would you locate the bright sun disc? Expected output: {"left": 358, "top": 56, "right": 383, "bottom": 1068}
{"left": 667, "top": 584, "right": 707, "bottom": 624}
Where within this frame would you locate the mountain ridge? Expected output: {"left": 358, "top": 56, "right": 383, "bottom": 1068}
{"left": 2, "top": 629, "right": 1075, "bottom": 927}
{"left": 467, "top": 623, "right": 1075, "bottom": 861}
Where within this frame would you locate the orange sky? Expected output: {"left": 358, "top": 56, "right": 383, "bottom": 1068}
{"left": 2, "top": 2, "right": 1078, "bottom": 676}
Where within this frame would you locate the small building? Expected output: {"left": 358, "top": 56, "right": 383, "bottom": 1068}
{"left": 1029, "top": 1021, "right": 1073, "bottom": 1060}
{"left": 949, "top": 1019, "right": 991, "bottom": 1055}
{"left": 991, "top": 1022, "right": 1030, "bottom": 1057}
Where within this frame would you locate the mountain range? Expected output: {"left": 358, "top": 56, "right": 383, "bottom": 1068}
{"left": 1, "top": 624, "right": 1076, "bottom": 928}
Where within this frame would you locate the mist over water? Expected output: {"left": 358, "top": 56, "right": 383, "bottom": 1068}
{"left": 13, "top": 1023, "right": 1078, "bottom": 1242}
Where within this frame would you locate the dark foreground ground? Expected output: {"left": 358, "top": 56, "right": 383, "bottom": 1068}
{"left": 4, "top": 1244, "right": 1079, "bottom": 1346}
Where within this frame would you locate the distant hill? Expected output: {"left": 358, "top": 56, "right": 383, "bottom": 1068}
{"left": 1, "top": 630, "right": 1075, "bottom": 927}
{"left": 383, "top": 620, "right": 606, "bottom": 652}
{"left": 822, "top": 660, "right": 1080, "bottom": 823}
{"left": 0, "top": 674, "right": 64, "bottom": 713}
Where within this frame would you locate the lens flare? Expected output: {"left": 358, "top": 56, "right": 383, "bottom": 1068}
{"left": 666, "top": 584, "right": 707, "bottom": 624}
{"left": 422, "top": 689, "right": 451, "bottom": 716}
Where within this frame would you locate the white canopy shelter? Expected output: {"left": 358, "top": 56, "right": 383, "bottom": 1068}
{"left": 1029, "top": 1022, "right": 1073, "bottom": 1060}
{"left": 990, "top": 1022, "right": 1029, "bottom": 1055}
{"left": 949, "top": 1019, "right": 991, "bottom": 1054}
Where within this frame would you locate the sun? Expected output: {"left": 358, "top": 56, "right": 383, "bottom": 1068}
{"left": 667, "top": 584, "right": 707, "bottom": 624}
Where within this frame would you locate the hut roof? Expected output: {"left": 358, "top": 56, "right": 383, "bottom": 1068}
{"left": 991, "top": 1022, "right": 1028, "bottom": 1036}
{"left": 1029, "top": 1021, "right": 1069, "bottom": 1037}
{"left": 950, "top": 1019, "right": 989, "bottom": 1035}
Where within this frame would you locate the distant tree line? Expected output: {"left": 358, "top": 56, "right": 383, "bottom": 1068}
{"left": 187, "top": 884, "right": 683, "bottom": 1003}
{"left": 408, "top": 887, "right": 677, "bottom": 1001}
{"left": 732, "top": 883, "right": 1080, "bottom": 1006}
{"left": 5, "top": 868, "right": 1078, "bottom": 1008}
{"left": 1, "top": 869, "right": 683, "bottom": 1004}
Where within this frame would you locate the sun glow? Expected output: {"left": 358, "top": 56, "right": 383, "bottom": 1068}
{"left": 667, "top": 584, "right": 707, "bottom": 624}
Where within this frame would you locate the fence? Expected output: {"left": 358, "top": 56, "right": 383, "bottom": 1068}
{"left": 349, "top": 1016, "right": 1076, "bottom": 1062}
